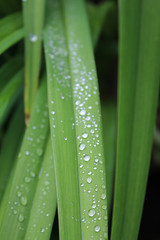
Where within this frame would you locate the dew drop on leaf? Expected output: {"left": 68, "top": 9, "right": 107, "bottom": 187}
{"left": 17, "top": 191, "right": 22, "bottom": 198}
{"left": 84, "top": 155, "right": 90, "bottom": 161}
{"left": 94, "top": 225, "right": 100, "bottom": 232}
{"left": 88, "top": 209, "right": 95, "bottom": 217}
{"left": 25, "top": 151, "right": 30, "bottom": 156}
{"left": 20, "top": 195, "right": 27, "bottom": 206}
{"left": 24, "top": 176, "right": 31, "bottom": 183}
{"left": 101, "top": 194, "right": 106, "bottom": 200}
{"left": 18, "top": 214, "right": 24, "bottom": 223}
{"left": 30, "top": 34, "right": 38, "bottom": 42}
{"left": 30, "top": 171, "right": 36, "bottom": 178}
{"left": 87, "top": 177, "right": 92, "bottom": 183}
{"left": 79, "top": 144, "right": 86, "bottom": 150}
{"left": 82, "top": 133, "right": 88, "bottom": 138}
{"left": 41, "top": 228, "right": 45, "bottom": 233}
{"left": 36, "top": 148, "right": 43, "bottom": 156}
{"left": 102, "top": 205, "right": 107, "bottom": 210}
{"left": 79, "top": 109, "right": 86, "bottom": 116}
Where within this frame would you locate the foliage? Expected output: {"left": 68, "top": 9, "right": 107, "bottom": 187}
{"left": 0, "top": 0, "right": 159, "bottom": 239}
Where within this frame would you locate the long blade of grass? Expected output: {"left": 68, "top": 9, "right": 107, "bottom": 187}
{"left": 0, "top": 12, "right": 22, "bottom": 40}
{"left": 0, "top": 78, "right": 49, "bottom": 239}
{"left": 0, "top": 28, "right": 24, "bottom": 54}
{"left": 44, "top": 1, "right": 81, "bottom": 239}
{"left": 0, "top": 102, "right": 25, "bottom": 204}
{"left": 61, "top": 0, "right": 108, "bottom": 238}
{"left": 24, "top": 136, "right": 56, "bottom": 240}
{"left": 111, "top": 1, "right": 160, "bottom": 239}
{"left": 23, "top": 0, "right": 45, "bottom": 118}
{"left": 102, "top": 101, "right": 116, "bottom": 217}
{"left": 0, "top": 69, "right": 23, "bottom": 127}
{"left": 0, "top": 56, "right": 23, "bottom": 92}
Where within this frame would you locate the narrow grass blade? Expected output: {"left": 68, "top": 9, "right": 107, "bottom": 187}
{"left": 24, "top": 136, "right": 56, "bottom": 240}
{"left": 87, "top": 1, "right": 115, "bottom": 47}
{"left": 0, "top": 56, "right": 23, "bottom": 92}
{"left": 44, "top": 1, "right": 81, "bottom": 239}
{"left": 0, "top": 69, "right": 23, "bottom": 127}
{"left": 62, "top": 0, "right": 108, "bottom": 238}
{"left": 23, "top": 0, "right": 46, "bottom": 118}
{"left": 0, "top": 102, "right": 25, "bottom": 203}
{"left": 111, "top": 1, "right": 160, "bottom": 239}
{"left": 102, "top": 101, "right": 116, "bottom": 217}
{"left": 0, "top": 28, "right": 24, "bottom": 54}
{"left": 0, "top": 79, "right": 49, "bottom": 239}
{"left": 0, "top": 12, "right": 22, "bottom": 40}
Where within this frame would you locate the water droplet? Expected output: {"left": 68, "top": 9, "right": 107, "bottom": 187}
{"left": 45, "top": 181, "right": 50, "bottom": 186}
{"left": 51, "top": 111, "right": 55, "bottom": 115}
{"left": 94, "top": 225, "right": 100, "bottom": 232}
{"left": 20, "top": 195, "right": 27, "bottom": 206}
{"left": 88, "top": 209, "right": 95, "bottom": 217}
{"left": 64, "top": 137, "right": 67, "bottom": 141}
{"left": 13, "top": 210, "right": 17, "bottom": 215}
{"left": 41, "top": 228, "right": 45, "bottom": 233}
{"left": 17, "top": 191, "right": 22, "bottom": 198}
{"left": 102, "top": 205, "right": 107, "bottom": 210}
{"left": 30, "top": 34, "right": 38, "bottom": 42}
{"left": 92, "top": 204, "right": 96, "bottom": 208}
{"left": 79, "top": 144, "right": 86, "bottom": 150}
{"left": 18, "top": 214, "right": 24, "bottom": 222}
{"left": 37, "top": 148, "right": 43, "bottom": 156}
{"left": 86, "top": 116, "right": 91, "bottom": 121}
{"left": 79, "top": 109, "right": 86, "bottom": 116}
{"left": 30, "top": 171, "right": 36, "bottom": 178}
{"left": 101, "top": 194, "right": 106, "bottom": 200}
{"left": 25, "top": 151, "right": 30, "bottom": 156}
{"left": 104, "top": 232, "right": 108, "bottom": 239}
{"left": 60, "top": 93, "right": 65, "bottom": 99}
{"left": 87, "top": 177, "right": 92, "bottom": 183}
{"left": 84, "top": 155, "right": 90, "bottom": 161}
{"left": 82, "top": 133, "right": 88, "bottom": 138}
{"left": 75, "top": 100, "right": 80, "bottom": 105}
{"left": 24, "top": 176, "right": 31, "bottom": 183}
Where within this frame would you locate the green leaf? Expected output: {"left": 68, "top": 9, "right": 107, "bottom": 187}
{"left": 62, "top": 0, "right": 108, "bottom": 238}
{"left": 0, "top": 69, "right": 23, "bottom": 127}
{"left": 102, "top": 101, "right": 116, "bottom": 216}
{"left": 0, "top": 28, "right": 24, "bottom": 54}
{"left": 111, "top": 1, "right": 160, "bottom": 239}
{"left": 44, "top": 0, "right": 108, "bottom": 238}
{"left": 44, "top": 1, "right": 81, "bottom": 239}
{"left": 24, "top": 136, "right": 56, "bottom": 240}
{"left": 0, "top": 79, "right": 49, "bottom": 239}
{"left": 0, "top": 102, "right": 25, "bottom": 204}
{"left": 0, "top": 56, "right": 23, "bottom": 92}
{"left": 23, "top": 0, "right": 46, "bottom": 117}
{"left": 0, "top": 12, "right": 22, "bottom": 40}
